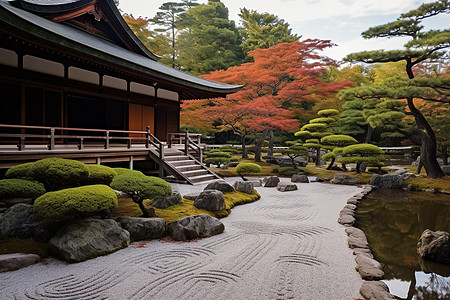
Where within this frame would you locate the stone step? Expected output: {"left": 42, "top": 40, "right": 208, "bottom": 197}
{"left": 183, "top": 169, "right": 209, "bottom": 177}
{"left": 175, "top": 164, "right": 202, "bottom": 172}
{"left": 164, "top": 155, "right": 190, "bottom": 162}
{"left": 189, "top": 174, "right": 216, "bottom": 183}
{"left": 169, "top": 160, "right": 195, "bottom": 167}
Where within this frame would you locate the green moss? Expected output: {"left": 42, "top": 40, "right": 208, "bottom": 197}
{"left": 112, "top": 194, "right": 147, "bottom": 218}
{"left": 0, "top": 179, "right": 46, "bottom": 200}
{"left": 84, "top": 164, "right": 118, "bottom": 185}
{"left": 404, "top": 176, "right": 450, "bottom": 191}
{"left": 30, "top": 158, "right": 89, "bottom": 191}
{"left": 5, "top": 162, "right": 35, "bottom": 179}
{"left": 368, "top": 167, "right": 389, "bottom": 174}
{"left": 34, "top": 185, "right": 118, "bottom": 220}
{"left": 0, "top": 238, "right": 49, "bottom": 258}
{"left": 110, "top": 174, "right": 172, "bottom": 200}
{"left": 113, "top": 168, "right": 144, "bottom": 177}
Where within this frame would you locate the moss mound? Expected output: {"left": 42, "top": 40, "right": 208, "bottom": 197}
{"left": 30, "top": 158, "right": 89, "bottom": 191}
{"left": 113, "top": 168, "right": 144, "bottom": 177}
{"left": 110, "top": 174, "right": 172, "bottom": 201}
{"left": 0, "top": 179, "right": 46, "bottom": 200}
{"left": 5, "top": 162, "right": 35, "bottom": 179}
{"left": 34, "top": 185, "right": 118, "bottom": 220}
{"left": 84, "top": 164, "right": 118, "bottom": 185}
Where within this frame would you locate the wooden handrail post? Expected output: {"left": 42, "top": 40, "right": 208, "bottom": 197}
{"left": 184, "top": 130, "right": 189, "bottom": 155}
{"left": 105, "top": 131, "right": 110, "bottom": 149}
{"left": 159, "top": 142, "right": 164, "bottom": 160}
{"left": 49, "top": 128, "right": 55, "bottom": 150}
{"left": 146, "top": 126, "right": 150, "bottom": 148}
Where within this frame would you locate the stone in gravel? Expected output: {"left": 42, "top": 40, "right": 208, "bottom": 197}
{"left": 116, "top": 217, "right": 166, "bottom": 241}
{"left": 330, "top": 173, "right": 360, "bottom": 185}
{"left": 276, "top": 182, "right": 298, "bottom": 192}
{"left": 355, "top": 254, "right": 384, "bottom": 280}
{"left": 264, "top": 176, "right": 280, "bottom": 187}
{"left": 346, "top": 227, "right": 369, "bottom": 249}
{"left": 338, "top": 214, "right": 355, "bottom": 226}
{"left": 247, "top": 179, "right": 262, "bottom": 187}
{"left": 0, "top": 204, "right": 35, "bottom": 239}
{"left": 0, "top": 253, "right": 41, "bottom": 273}
{"left": 360, "top": 281, "right": 396, "bottom": 300}
{"left": 291, "top": 174, "right": 309, "bottom": 183}
{"left": 417, "top": 229, "right": 450, "bottom": 264}
{"left": 151, "top": 191, "right": 182, "bottom": 209}
{"left": 353, "top": 248, "right": 373, "bottom": 258}
{"left": 344, "top": 204, "right": 357, "bottom": 211}
{"left": 369, "top": 174, "right": 403, "bottom": 189}
{"left": 169, "top": 214, "right": 224, "bottom": 241}
{"left": 233, "top": 181, "right": 254, "bottom": 195}
{"left": 49, "top": 219, "right": 130, "bottom": 263}
{"left": 194, "top": 190, "right": 225, "bottom": 212}
{"left": 204, "top": 180, "right": 235, "bottom": 193}
{"left": 183, "top": 192, "right": 200, "bottom": 201}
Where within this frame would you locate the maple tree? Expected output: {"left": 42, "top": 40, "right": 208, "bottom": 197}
{"left": 181, "top": 40, "right": 351, "bottom": 160}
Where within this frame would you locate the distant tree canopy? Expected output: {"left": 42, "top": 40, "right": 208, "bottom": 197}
{"left": 342, "top": 0, "right": 450, "bottom": 178}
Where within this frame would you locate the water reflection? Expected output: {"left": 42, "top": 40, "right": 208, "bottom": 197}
{"left": 355, "top": 189, "right": 450, "bottom": 300}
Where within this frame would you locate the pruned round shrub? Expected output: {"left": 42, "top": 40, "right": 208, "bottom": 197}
{"left": 33, "top": 185, "right": 118, "bottom": 220}
{"left": 0, "top": 178, "right": 46, "bottom": 200}
{"left": 204, "top": 157, "right": 231, "bottom": 166}
{"left": 30, "top": 158, "right": 89, "bottom": 191}
{"left": 208, "top": 149, "right": 222, "bottom": 153}
{"left": 277, "top": 166, "right": 302, "bottom": 176}
{"left": 206, "top": 151, "right": 231, "bottom": 158}
{"left": 110, "top": 175, "right": 172, "bottom": 202}
{"left": 320, "top": 135, "right": 358, "bottom": 147}
{"left": 317, "top": 109, "right": 339, "bottom": 117}
{"left": 340, "top": 144, "right": 384, "bottom": 156}
{"left": 236, "top": 163, "right": 262, "bottom": 174}
{"left": 219, "top": 145, "right": 239, "bottom": 154}
{"left": 309, "top": 117, "right": 336, "bottom": 124}
{"left": 84, "top": 165, "right": 118, "bottom": 185}
{"left": 113, "top": 168, "right": 144, "bottom": 177}
{"left": 300, "top": 123, "right": 327, "bottom": 132}
{"left": 5, "top": 162, "right": 35, "bottom": 179}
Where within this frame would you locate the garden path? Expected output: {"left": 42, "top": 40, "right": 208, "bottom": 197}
{"left": 0, "top": 178, "right": 363, "bottom": 300}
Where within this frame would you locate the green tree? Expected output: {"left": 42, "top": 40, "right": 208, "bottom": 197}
{"left": 344, "top": 0, "right": 450, "bottom": 178}
{"left": 321, "top": 135, "right": 358, "bottom": 170}
{"left": 238, "top": 8, "right": 298, "bottom": 54}
{"left": 337, "top": 144, "right": 385, "bottom": 174}
{"left": 149, "top": 1, "right": 198, "bottom": 68}
{"left": 177, "top": 0, "right": 245, "bottom": 74}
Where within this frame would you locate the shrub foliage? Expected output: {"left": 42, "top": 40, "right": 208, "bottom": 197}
{"left": 5, "top": 162, "right": 35, "bottom": 179}
{"left": 84, "top": 164, "right": 118, "bottom": 185}
{"left": 0, "top": 179, "right": 46, "bottom": 200}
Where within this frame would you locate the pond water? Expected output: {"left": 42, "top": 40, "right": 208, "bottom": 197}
{"left": 355, "top": 189, "right": 450, "bottom": 300}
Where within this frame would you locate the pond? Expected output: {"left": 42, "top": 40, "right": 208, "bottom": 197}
{"left": 355, "top": 189, "right": 450, "bottom": 300}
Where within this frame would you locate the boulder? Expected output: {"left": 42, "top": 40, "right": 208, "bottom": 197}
{"left": 294, "top": 156, "right": 308, "bottom": 167}
{"left": 204, "top": 180, "right": 235, "bottom": 193}
{"left": 169, "top": 214, "right": 224, "bottom": 241}
{"left": 402, "top": 173, "right": 417, "bottom": 180}
{"left": 151, "top": 191, "right": 182, "bottom": 209}
{"left": 247, "top": 179, "right": 263, "bottom": 187}
{"left": 360, "top": 281, "right": 396, "bottom": 300}
{"left": 194, "top": 190, "right": 226, "bottom": 212}
{"left": 233, "top": 181, "right": 255, "bottom": 195}
{"left": 442, "top": 165, "right": 450, "bottom": 176}
{"left": 0, "top": 204, "right": 35, "bottom": 239}
{"left": 393, "top": 167, "right": 407, "bottom": 175}
{"left": 370, "top": 174, "right": 403, "bottom": 189}
{"left": 345, "top": 227, "right": 369, "bottom": 249}
{"left": 264, "top": 176, "right": 280, "bottom": 187}
{"left": 116, "top": 217, "right": 166, "bottom": 241}
{"left": 49, "top": 219, "right": 130, "bottom": 263}
{"left": 291, "top": 174, "right": 309, "bottom": 183}
{"left": 0, "top": 253, "right": 41, "bottom": 273}
{"left": 338, "top": 214, "right": 355, "bottom": 226}
{"left": 276, "top": 182, "right": 298, "bottom": 192}
{"left": 330, "top": 173, "right": 360, "bottom": 185}
{"left": 355, "top": 254, "right": 385, "bottom": 280}
{"left": 417, "top": 229, "right": 450, "bottom": 264}
{"left": 183, "top": 192, "right": 201, "bottom": 201}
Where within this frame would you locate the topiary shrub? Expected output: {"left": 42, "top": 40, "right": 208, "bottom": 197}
{"left": 113, "top": 168, "right": 145, "bottom": 177}
{"left": 30, "top": 158, "right": 89, "bottom": 191}
{"left": 110, "top": 174, "right": 172, "bottom": 217}
{"left": 337, "top": 144, "right": 385, "bottom": 174}
{"left": 236, "top": 163, "right": 262, "bottom": 181}
{"left": 0, "top": 178, "right": 46, "bottom": 200}
{"left": 5, "top": 162, "right": 35, "bottom": 179}
{"left": 84, "top": 165, "right": 118, "bottom": 185}
{"left": 206, "top": 152, "right": 231, "bottom": 158}
{"left": 219, "top": 145, "right": 239, "bottom": 154}
{"left": 203, "top": 151, "right": 231, "bottom": 167}
{"left": 33, "top": 185, "right": 118, "bottom": 220}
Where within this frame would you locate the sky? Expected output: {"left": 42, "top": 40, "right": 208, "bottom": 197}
{"left": 118, "top": 0, "right": 449, "bottom": 61}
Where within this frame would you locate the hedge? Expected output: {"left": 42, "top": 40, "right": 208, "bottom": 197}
{"left": 113, "top": 168, "right": 145, "bottom": 177}
{"left": 30, "top": 158, "right": 89, "bottom": 191}
{"left": 320, "top": 135, "right": 358, "bottom": 147}
{"left": 340, "top": 144, "right": 384, "bottom": 156}
{"left": 204, "top": 157, "right": 231, "bottom": 166}
{"left": 33, "top": 185, "right": 118, "bottom": 220}
{"left": 236, "top": 163, "right": 262, "bottom": 174}
{"left": 84, "top": 165, "right": 118, "bottom": 185}
{"left": 0, "top": 179, "right": 46, "bottom": 200}
{"left": 5, "top": 162, "right": 35, "bottom": 179}
{"left": 205, "top": 152, "right": 231, "bottom": 158}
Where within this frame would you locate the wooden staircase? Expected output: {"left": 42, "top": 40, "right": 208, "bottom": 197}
{"left": 159, "top": 149, "right": 221, "bottom": 184}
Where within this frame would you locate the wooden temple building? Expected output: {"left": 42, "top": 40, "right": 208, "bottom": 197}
{"left": 0, "top": 0, "right": 241, "bottom": 184}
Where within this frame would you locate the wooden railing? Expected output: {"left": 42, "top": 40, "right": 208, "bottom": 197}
{"left": 0, "top": 124, "right": 162, "bottom": 152}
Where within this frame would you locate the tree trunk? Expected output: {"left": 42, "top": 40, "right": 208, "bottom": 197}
{"left": 240, "top": 134, "right": 248, "bottom": 159}
{"left": 365, "top": 125, "right": 373, "bottom": 144}
{"left": 315, "top": 148, "right": 321, "bottom": 166}
{"left": 356, "top": 162, "right": 361, "bottom": 174}
{"left": 441, "top": 144, "right": 448, "bottom": 165}
{"left": 326, "top": 157, "right": 336, "bottom": 170}
{"left": 254, "top": 129, "right": 269, "bottom": 162}
{"left": 267, "top": 130, "right": 274, "bottom": 157}
{"left": 407, "top": 97, "right": 444, "bottom": 178}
